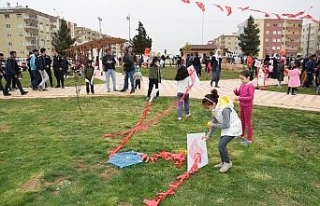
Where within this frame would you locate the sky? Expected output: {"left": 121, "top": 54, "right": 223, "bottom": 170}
{"left": 1, "top": 0, "right": 319, "bottom": 55}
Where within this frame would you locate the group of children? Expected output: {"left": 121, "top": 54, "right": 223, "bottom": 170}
{"left": 175, "top": 61, "right": 254, "bottom": 173}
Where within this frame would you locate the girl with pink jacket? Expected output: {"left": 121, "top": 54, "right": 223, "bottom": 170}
{"left": 287, "top": 63, "right": 301, "bottom": 95}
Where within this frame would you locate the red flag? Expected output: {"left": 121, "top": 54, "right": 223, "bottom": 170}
{"left": 181, "top": 0, "right": 190, "bottom": 3}
{"left": 225, "top": 6, "right": 232, "bottom": 16}
{"left": 300, "top": 14, "right": 313, "bottom": 20}
{"left": 213, "top": 4, "right": 224, "bottom": 12}
{"left": 271, "top": 13, "right": 282, "bottom": 21}
{"left": 249, "top": 9, "right": 270, "bottom": 18}
{"left": 294, "top": 11, "right": 305, "bottom": 17}
{"left": 195, "top": 2, "right": 205, "bottom": 12}
{"left": 238, "top": 6, "right": 250, "bottom": 11}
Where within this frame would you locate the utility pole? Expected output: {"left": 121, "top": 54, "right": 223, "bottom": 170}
{"left": 98, "top": 17, "right": 102, "bottom": 38}
{"left": 306, "top": 6, "right": 313, "bottom": 56}
{"left": 126, "top": 14, "right": 131, "bottom": 41}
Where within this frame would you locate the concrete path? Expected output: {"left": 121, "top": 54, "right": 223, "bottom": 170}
{"left": 1, "top": 72, "right": 320, "bottom": 112}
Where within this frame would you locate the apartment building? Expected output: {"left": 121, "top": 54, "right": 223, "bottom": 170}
{"left": 0, "top": 4, "right": 109, "bottom": 58}
{"left": 301, "top": 22, "right": 320, "bottom": 56}
{"left": 0, "top": 5, "right": 58, "bottom": 57}
{"left": 238, "top": 18, "right": 302, "bottom": 58}
{"left": 213, "top": 32, "right": 240, "bottom": 54}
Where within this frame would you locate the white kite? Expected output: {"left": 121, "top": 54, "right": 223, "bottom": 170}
{"left": 187, "top": 132, "right": 208, "bottom": 172}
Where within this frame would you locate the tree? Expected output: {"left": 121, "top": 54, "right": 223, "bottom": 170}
{"left": 52, "top": 19, "right": 75, "bottom": 55}
{"left": 131, "top": 21, "right": 152, "bottom": 54}
{"left": 238, "top": 16, "right": 260, "bottom": 56}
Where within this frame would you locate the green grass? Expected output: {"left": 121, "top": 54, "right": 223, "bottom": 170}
{"left": 19, "top": 70, "right": 105, "bottom": 88}
{"left": 0, "top": 96, "right": 319, "bottom": 206}
{"left": 116, "top": 66, "right": 241, "bottom": 81}
{"left": 266, "top": 85, "right": 319, "bottom": 95}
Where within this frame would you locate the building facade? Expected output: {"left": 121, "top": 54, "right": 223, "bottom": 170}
{"left": 301, "top": 22, "right": 320, "bottom": 56}
{"left": 213, "top": 32, "right": 240, "bottom": 55}
{"left": 238, "top": 18, "right": 302, "bottom": 58}
{"left": 0, "top": 5, "right": 109, "bottom": 58}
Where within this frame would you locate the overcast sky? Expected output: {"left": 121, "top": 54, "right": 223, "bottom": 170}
{"left": 2, "top": 0, "right": 319, "bottom": 54}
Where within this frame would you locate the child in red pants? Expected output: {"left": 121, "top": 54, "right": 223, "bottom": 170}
{"left": 234, "top": 70, "right": 255, "bottom": 144}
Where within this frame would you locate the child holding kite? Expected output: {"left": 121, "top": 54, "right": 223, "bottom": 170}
{"left": 202, "top": 89, "right": 242, "bottom": 173}
{"left": 84, "top": 60, "right": 95, "bottom": 95}
{"left": 174, "top": 59, "right": 191, "bottom": 120}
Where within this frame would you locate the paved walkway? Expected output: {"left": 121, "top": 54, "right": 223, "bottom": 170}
{"left": 1, "top": 72, "right": 320, "bottom": 112}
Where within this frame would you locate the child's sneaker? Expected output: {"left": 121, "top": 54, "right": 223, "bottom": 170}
{"left": 186, "top": 113, "right": 191, "bottom": 117}
{"left": 240, "top": 139, "right": 252, "bottom": 146}
{"left": 213, "top": 162, "right": 223, "bottom": 168}
{"left": 219, "top": 162, "right": 232, "bottom": 173}
{"left": 178, "top": 117, "right": 182, "bottom": 121}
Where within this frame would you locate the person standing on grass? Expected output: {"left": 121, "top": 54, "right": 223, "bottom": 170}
{"left": 146, "top": 57, "right": 161, "bottom": 100}
{"left": 175, "top": 59, "right": 191, "bottom": 121}
{"left": 120, "top": 45, "right": 135, "bottom": 94}
{"left": 133, "top": 65, "right": 143, "bottom": 90}
{"left": 210, "top": 52, "right": 219, "bottom": 88}
{"left": 277, "top": 55, "right": 285, "bottom": 87}
{"left": 37, "top": 48, "right": 49, "bottom": 91}
{"left": 286, "top": 62, "right": 301, "bottom": 95}
{"left": 84, "top": 60, "right": 95, "bottom": 95}
{"left": 202, "top": 89, "right": 242, "bottom": 173}
{"left": 0, "top": 53, "right": 6, "bottom": 94}
{"left": 30, "top": 49, "right": 40, "bottom": 90}
{"left": 102, "top": 48, "right": 117, "bottom": 92}
{"left": 303, "top": 54, "right": 317, "bottom": 88}
{"left": 4, "top": 51, "right": 28, "bottom": 96}
{"left": 44, "top": 53, "right": 53, "bottom": 87}
{"left": 193, "top": 52, "right": 201, "bottom": 77}
{"left": 52, "top": 49, "right": 64, "bottom": 89}
{"left": 234, "top": 70, "right": 255, "bottom": 145}
{"left": 26, "top": 52, "right": 34, "bottom": 86}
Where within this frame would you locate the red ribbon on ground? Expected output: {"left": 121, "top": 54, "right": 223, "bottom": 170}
{"left": 143, "top": 153, "right": 202, "bottom": 206}
{"left": 141, "top": 151, "right": 186, "bottom": 168}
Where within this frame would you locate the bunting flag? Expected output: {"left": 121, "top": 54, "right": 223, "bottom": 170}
{"left": 271, "top": 13, "right": 282, "bottom": 21}
{"left": 195, "top": 2, "right": 205, "bottom": 12}
{"left": 213, "top": 4, "right": 224, "bottom": 12}
{"left": 225, "top": 6, "right": 232, "bottom": 16}
{"left": 238, "top": 6, "right": 250, "bottom": 11}
{"left": 179, "top": 1, "right": 317, "bottom": 24}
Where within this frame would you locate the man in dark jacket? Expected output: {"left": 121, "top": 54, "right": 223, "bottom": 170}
{"left": 210, "top": 52, "right": 219, "bottom": 87}
{"left": 37, "top": 48, "right": 49, "bottom": 91}
{"left": 102, "top": 48, "right": 117, "bottom": 92}
{"left": 52, "top": 49, "right": 64, "bottom": 88}
{"left": 45, "top": 54, "right": 53, "bottom": 87}
{"left": 0, "top": 53, "right": 6, "bottom": 93}
{"left": 120, "top": 45, "right": 135, "bottom": 94}
{"left": 303, "top": 54, "right": 317, "bottom": 88}
{"left": 4, "top": 51, "right": 28, "bottom": 95}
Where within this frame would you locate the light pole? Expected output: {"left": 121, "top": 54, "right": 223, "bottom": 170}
{"left": 306, "top": 6, "right": 313, "bottom": 56}
{"left": 98, "top": 17, "right": 102, "bottom": 38}
{"left": 126, "top": 14, "right": 131, "bottom": 41}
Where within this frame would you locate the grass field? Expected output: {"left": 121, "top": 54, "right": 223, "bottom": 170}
{"left": 0, "top": 96, "right": 319, "bottom": 206}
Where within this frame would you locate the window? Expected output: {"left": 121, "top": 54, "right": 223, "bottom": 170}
{"left": 19, "top": 32, "right": 23, "bottom": 37}
{"left": 272, "top": 46, "right": 276, "bottom": 50}
{"left": 6, "top": 24, "right": 10, "bottom": 29}
{"left": 19, "top": 41, "right": 24, "bottom": 46}
{"left": 4, "top": 14, "right": 10, "bottom": 19}
{"left": 273, "top": 23, "right": 278, "bottom": 27}
{"left": 266, "top": 23, "right": 271, "bottom": 26}
{"left": 273, "top": 31, "right": 277, "bottom": 35}
{"left": 8, "top": 42, "right": 12, "bottom": 46}
{"left": 266, "top": 38, "right": 269, "bottom": 42}
{"left": 272, "top": 38, "right": 276, "bottom": 42}
{"left": 277, "top": 39, "right": 281, "bottom": 42}
{"left": 278, "top": 31, "right": 282, "bottom": 35}
{"left": 277, "top": 46, "right": 281, "bottom": 50}
{"left": 17, "top": 14, "right": 22, "bottom": 18}
{"left": 278, "top": 23, "right": 282, "bottom": 27}
{"left": 7, "top": 33, "right": 12, "bottom": 38}
{"left": 266, "top": 31, "right": 270, "bottom": 34}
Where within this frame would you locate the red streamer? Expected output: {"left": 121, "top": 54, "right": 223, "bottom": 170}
{"left": 238, "top": 6, "right": 250, "bottom": 11}
{"left": 225, "top": 6, "right": 232, "bottom": 16}
{"left": 195, "top": 2, "right": 205, "bottom": 12}
{"left": 181, "top": 0, "right": 190, "bottom": 3}
{"left": 141, "top": 151, "right": 186, "bottom": 168}
{"left": 213, "top": 4, "right": 224, "bottom": 12}
{"left": 272, "top": 13, "right": 282, "bottom": 21}
{"left": 143, "top": 153, "right": 202, "bottom": 206}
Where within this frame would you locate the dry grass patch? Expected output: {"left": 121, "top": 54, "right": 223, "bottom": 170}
{"left": 18, "top": 172, "right": 43, "bottom": 193}
{"left": 247, "top": 171, "right": 273, "bottom": 181}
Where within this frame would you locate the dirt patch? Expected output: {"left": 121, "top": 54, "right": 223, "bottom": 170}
{"left": 0, "top": 124, "right": 11, "bottom": 133}
{"left": 18, "top": 172, "right": 43, "bottom": 193}
{"left": 75, "top": 160, "right": 119, "bottom": 181}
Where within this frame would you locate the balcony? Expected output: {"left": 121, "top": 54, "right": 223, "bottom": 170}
{"left": 26, "top": 45, "right": 37, "bottom": 50}
{"left": 25, "top": 25, "right": 39, "bottom": 31}
{"left": 24, "top": 16, "right": 38, "bottom": 24}
{"left": 25, "top": 35, "right": 37, "bottom": 41}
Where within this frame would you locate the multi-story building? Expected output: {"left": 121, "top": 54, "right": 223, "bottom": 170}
{"left": 238, "top": 18, "right": 302, "bottom": 58}
{"left": 213, "top": 32, "right": 240, "bottom": 54}
{"left": 0, "top": 4, "right": 109, "bottom": 58}
{"left": 0, "top": 5, "right": 57, "bottom": 57}
{"left": 301, "top": 22, "right": 320, "bottom": 56}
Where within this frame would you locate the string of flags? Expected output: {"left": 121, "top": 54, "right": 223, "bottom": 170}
{"left": 180, "top": 0, "right": 319, "bottom": 23}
